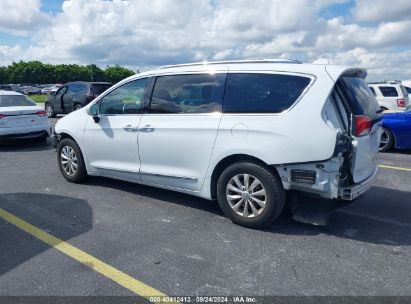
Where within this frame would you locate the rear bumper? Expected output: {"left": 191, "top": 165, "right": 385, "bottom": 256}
{"left": 339, "top": 167, "right": 378, "bottom": 200}
{"left": 0, "top": 130, "right": 49, "bottom": 140}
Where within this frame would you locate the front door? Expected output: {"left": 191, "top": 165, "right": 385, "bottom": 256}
{"left": 138, "top": 72, "right": 226, "bottom": 191}
{"left": 52, "top": 86, "right": 67, "bottom": 113}
{"left": 83, "top": 77, "right": 149, "bottom": 180}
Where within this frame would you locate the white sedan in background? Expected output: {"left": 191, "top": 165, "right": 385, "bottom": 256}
{"left": 0, "top": 90, "right": 52, "bottom": 141}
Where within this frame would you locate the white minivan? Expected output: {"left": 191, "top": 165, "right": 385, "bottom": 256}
{"left": 54, "top": 60, "right": 381, "bottom": 227}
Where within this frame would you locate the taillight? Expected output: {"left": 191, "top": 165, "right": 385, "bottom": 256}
{"left": 353, "top": 115, "right": 372, "bottom": 137}
{"left": 397, "top": 99, "right": 406, "bottom": 107}
{"left": 36, "top": 111, "right": 47, "bottom": 117}
{"left": 0, "top": 114, "right": 5, "bottom": 119}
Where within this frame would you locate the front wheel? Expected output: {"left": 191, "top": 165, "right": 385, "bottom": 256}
{"left": 57, "top": 138, "right": 88, "bottom": 183}
{"left": 217, "top": 162, "right": 285, "bottom": 228}
{"left": 379, "top": 127, "right": 394, "bottom": 152}
{"left": 45, "top": 103, "right": 57, "bottom": 118}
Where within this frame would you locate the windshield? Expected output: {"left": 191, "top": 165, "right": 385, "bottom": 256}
{"left": 0, "top": 95, "right": 37, "bottom": 107}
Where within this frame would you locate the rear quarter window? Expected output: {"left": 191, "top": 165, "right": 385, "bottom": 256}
{"left": 222, "top": 73, "right": 311, "bottom": 113}
{"left": 379, "top": 86, "right": 398, "bottom": 97}
{"left": 92, "top": 84, "right": 112, "bottom": 95}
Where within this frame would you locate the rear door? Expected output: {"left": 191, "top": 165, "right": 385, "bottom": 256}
{"left": 62, "top": 83, "right": 76, "bottom": 112}
{"left": 336, "top": 76, "right": 382, "bottom": 183}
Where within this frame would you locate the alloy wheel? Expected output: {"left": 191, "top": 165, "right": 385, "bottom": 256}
{"left": 379, "top": 129, "right": 390, "bottom": 151}
{"left": 226, "top": 173, "right": 266, "bottom": 218}
{"left": 60, "top": 146, "right": 78, "bottom": 176}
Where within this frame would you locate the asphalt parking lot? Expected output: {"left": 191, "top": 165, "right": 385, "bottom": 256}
{"left": 0, "top": 119, "right": 410, "bottom": 301}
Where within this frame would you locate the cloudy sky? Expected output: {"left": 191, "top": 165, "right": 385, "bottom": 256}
{"left": 0, "top": 0, "right": 411, "bottom": 81}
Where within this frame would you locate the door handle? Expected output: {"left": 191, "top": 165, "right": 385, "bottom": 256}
{"left": 123, "top": 125, "right": 139, "bottom": 132}
{"left": 139, "top": 125, "right": 155, "bottom": 132}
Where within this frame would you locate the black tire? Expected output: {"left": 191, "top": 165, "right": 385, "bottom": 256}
{"left": 45, "top": 103, "right": 57, "bottom": 118}
{"left": 379, "top": 127, "right": 394, "bottom": 152}
{"left": 74, "top": 103, "right": 82, "bottom": 111}
{"left": 217, "top": 162, "right": 285, "bottom": 228}
{"left": 57, "top": 138, "right": 88, "bottom": 183}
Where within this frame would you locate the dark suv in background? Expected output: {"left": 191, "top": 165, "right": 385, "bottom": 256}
{"left": 45, "top": 81, "right": 111, "bottom": 117}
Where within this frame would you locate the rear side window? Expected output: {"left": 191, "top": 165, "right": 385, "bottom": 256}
{"left": 0, "top": 95, "right": 36, "bottom": 107}
{"left": 150, "top": 74, "right": 224, "bottom": 114}
{"left": 404, "top": 86, "right": 411, "bottom": 94}
{"left": 223, "top": 73, "right": 311, "bottom": 113}
{"left": 379, "top": 86, "right": 398, "bottom": 97}
{"left": 339, "top": 77, "right": 380, "bottom": 120}
{"left": 92, "top": 84, "right": 111, "bottom": 95}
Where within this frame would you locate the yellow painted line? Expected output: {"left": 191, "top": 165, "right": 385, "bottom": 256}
{"left": 0, "top": 207, "right": 168, "bottom": 300}
{"left": 378, "top": 165, "right": 411, "bottom": 172}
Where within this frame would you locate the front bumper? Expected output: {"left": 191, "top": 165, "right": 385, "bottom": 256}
{"left": 339, "top": 167, "right": 378, "bottom": 200}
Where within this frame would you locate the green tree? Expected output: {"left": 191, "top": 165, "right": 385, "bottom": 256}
{"left": 104, "top": 65, "right": 135, "bottom": 84}
{"left": 0, "top": 66, "right": 8, "bottom": 83}
{"left": 0, "top": 61, "right": 136, "bottom": 84}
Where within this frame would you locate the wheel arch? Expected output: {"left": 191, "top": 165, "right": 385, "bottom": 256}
{"left": 210, "top": 154, "right": 278, "bottom": 199}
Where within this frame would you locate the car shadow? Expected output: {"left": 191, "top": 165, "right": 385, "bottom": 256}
{"left": 267, "top": 186, "right": 411, "bottom": 246}
{"left": 0, "top": 138, "right": 54, "bottom": 152}
{"left": 0, "top": 192, "right": 92, "bottom": 275}
{"left": 86, "top": 177, "right": 411, "bottom": 246}
{"left": 85, "top": 176, "right": 223, "bottom": 216}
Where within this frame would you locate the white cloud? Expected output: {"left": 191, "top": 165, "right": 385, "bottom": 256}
{"left": 0, "top": 0, "right": 50, "bottom": 36}
{"left": 352, "top": 0, "right": 411, "bottom": 23}
{"left": 0, "top": 0, "right": 411, "bottom": 80}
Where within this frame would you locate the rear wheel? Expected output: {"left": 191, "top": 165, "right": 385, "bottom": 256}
{"left": 74, "top": 104, "right": 82, "bottom": 111}
{"left": 217, "top": 162, "right": 285, "bottom": 228}
{"left": 45, "top": 103, "right": 57, "bottom": 118}
{"left": 379, "top": 127, "right": 394, "bottom": 152}
{"left": 57, "top": 138, "right": 88, "bottom": 183}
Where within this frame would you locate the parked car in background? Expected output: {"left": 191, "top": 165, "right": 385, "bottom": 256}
{"left": 368, "top": 81, "right": 410, "bottom": 111}
{"left": 379, "top": 109, "right": 411, "bottom": 151}
{"left": 0, "top": 90, "right": 51, "bottom": 141}
{"left": 45, "top": 81, "right": 111, "bottom": 118}
{"left": 401, "top": 85, "right": 411, "bottom": 99}
{"left": 0, "top": 84, "right": 21, "bottom": 93}
{"left": 21, "top": 86, "right": 42, "bottom": 95}
{"left": 55, "top": 60, "right": 381, "bottom": 228}
{"left": 48, "top": 84, "right": 63, "bottom": 94}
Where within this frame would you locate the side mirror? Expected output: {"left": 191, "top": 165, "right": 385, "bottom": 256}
{"left": 88, "top": 104, "right": 100, "bottom": 123}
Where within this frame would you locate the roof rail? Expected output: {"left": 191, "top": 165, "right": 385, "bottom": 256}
{"left": 368, "top": 80, "right": 401, "bottom": 84}
{"left": 159, "top": 59, "right": 302, "bottom": 69}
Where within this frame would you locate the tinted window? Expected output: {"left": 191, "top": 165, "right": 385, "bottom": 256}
{"left": 339, "top": 77, "right": 380, "bottom": 120}
{"left": 91, "top": 84, "right": 111, "bottom": 95}
{"left": 379, "top": 86, "right": 398, "bottom": 97}
{"left": 0, "top": 95, "right": 36, "bottom": 107}
{"left": 368, "top": 86, "right": 377, "bottom": 97}
{"left": 71, "top": 84, "right": 87, "bottom": 93}
{"left": 404, "top": 86, "right": 411, "bottom": 94}
{"left": 66, "top": 83, "right": 80, "bottom": 94}
{"left": 400, "top": 85, "right": 408, "bottom": 97}
{"left": 223, "top": 73, "right": 311, "bottom": 113}
{"left": 56, "top": 86, "right": 67, "bottom": 95}
{"left": 100, "top": 78, "right": 148, "bottom": 115}
{"left": 150, "top": 74, "right": 223, "bottom": 114}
